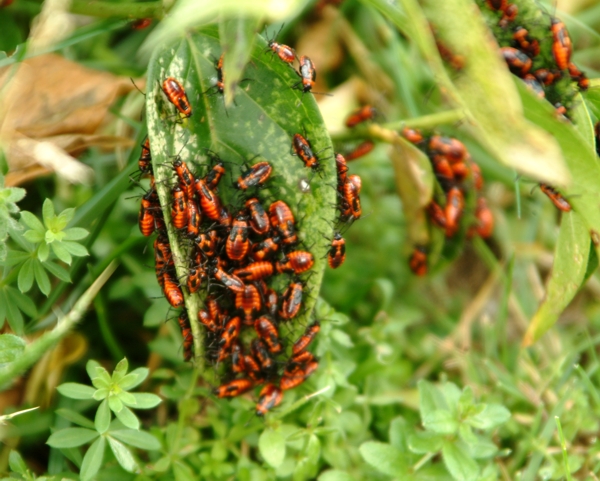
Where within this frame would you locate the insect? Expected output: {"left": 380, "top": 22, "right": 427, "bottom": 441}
{"left": 409, "top": 245, "right": 427, "bottom": 277}
{"left": 254, "top": 316, "right": 282, "bottom": 353}
{"left": 345, "top": 105, "right": 377, "bottom": 128}
{"left": 444, "top": 187, "right": 465, "bottom": 237}
{"left": 346, "top": 140, "right": 375, "bottom": 161}
{"left": 533, "top": 68, "right": 561, "bottom": 86}
{"left": 161, "top": 77, "right": 192, "bottom": 118}
{"left": 290, "top": 350, "right": 316, "bottom": 366}
{"left": 430, "top": 154, "right": 455, "bottom": 187}
{"left": 567, "top": 63, "right": 589, "bottom": 90}
{"left": 471, "top": 163, "right": 484, "bottom": 191}
{"left": 198, "top": 308, "right": 219, "bottom": 332}
{"left": 291, "top": 55, "right": 330, "bottom": 97}
{"left": 485, "top": 0, "right": 508, "bottom": 11}
{"left": 139, "top": 191, "right": 159, "bottom": 237}
{"left": 512, "top": 26, "right": 540, "bottom": 57}
{"left": 163, "top": 269, "right": 184, "bottom": 308}
{"left": 233, "top": 261, "right": 275, "bottom": 282}
{"left": 258, "top": 281, "right": 279, "bottom": 317}
{"left": 251, "top": 338, "right": 275, "bottom": 374}
{"left": 539, "top": 184, "right": 571, "bottom": 212}
{"left": 428, "top": 136, "right": 467, "bottom": 164}
{"left": 178, "top": 311, "right": 193, "bottom": 361}
{"left": 138, "top": 137, "right": 152, "bottom": 175}
{"left": 235, "top": 283, "right": 262, "bottom": 325}
{"left": 195, "top": 179, "right": 228, "bottom": 225}
{"left": 215, "top": 53, "right": 225, "bottom": 94}
{"left": 251, "top": 236, "right": 280, "bottom": 261}
{"left": 500, "top": 47, "right": 532, "bottom": 77}
{"left": 213, "top": 266, "right": 246, "bottom": 293}
{"left": 187, "top": 265, "right": 206, "bottom": 294}
{"left": 327, "top": 232, "right": 346, "bottom": 269}
{"left": 256, "top": 384, "right": 283, "bottom": 416}
{"left": 427, "top": 201, "right": 447, "bottom": 229}
{"left": 196, "top": 229, "right": 220, "bottom": 258}
{"left": 131, "top": 18, "right": 152, "bottom": 30}
{"left": 401, "top": 127, "right": 424, "bottom": 145}
{"left": 173, "top": 157, "right": 195, "bottom": 200}
{"left": 213, "top": 378, "right": 254, "bottom": 398}
{"left": 550, "top": 18, "right": 572, "bottom": 71}
{"left": 339, "top": 174, "right": 362, "bottom": 221}
{"left": 231, "top": 342, "right": 246, "bottom": 374}
{"left": 279, "top": 280, "right": 303, "bottom": 320}
{"left": 275, "top": 251, "right": 314, "bottom": 275}
{"left": 226, "top": 215, "right": 250, "bottom": 261}
{"left": 245, "top": 198, "right": 270, "bottom": 235}
{"left": 499, "top": 4, "right": 518, "bottom": 27}
{"left": 292, "top": 322, "right": 320, "bottom": 355}
{"left": 186, "top": 199, "right": 202, "bottom": 237}
{"left": 219, "top": 316, "right": 241, "bottom": 352}
{"left": 205, "top": 158, "right": 226, "bottom": 190}
{"left": 268, "top": 201, "right": 298, "bottom": 245}
{"left": 472, "top": 197, "right": 494, "bottom": 238}
{"left": 170, "top": 185, "right": 189, "bottom": 230}
{"left": 243, "top": 352, "right": 263, "bottom": 382}
{"left": 265, "top": 25, "right": 296, "bottom": 64}
{"left": 434, "top": 37, "right": 466, "bottom": 70}
{"left": 523, "top": 74, "right": 545, "bottom": 98}
{"left": 236, "top": 161, "right": 273, "bottom": 190}
{"left": 335, "top": 153, "right": 349, "bottom": 190}
{"left": 292, "top": 133, "right": 326, "bottom": 172}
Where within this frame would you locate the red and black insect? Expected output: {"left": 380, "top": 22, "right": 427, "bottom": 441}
{"left": 292, "top": 133, "right": 325, "bottom": 172}
{"left": 292, "top": 322, "right": 320, "bottom": 355}
{"left": 568, "top": 63, "right": 589, "bottom": 90}
{"left": 523, "top": 74, "right": 545, "bottom": 98}
{"left": 429, "top": 136, "right": 467, "bottom": 164}
{"left": 138, "top": 137, "right": 153, "bottom": 175}
{"left": 256, "top": 384, "right": 283, "bottom": 416}
{"left": 540, "top": 184, "right": 571, "bottom": 212}
{"left": 205, "top": 160, "right": 226, "bottom": 190}
{"left": 173, "top": 157, "right": 195, "bottom": 200}
{"left": 186, "top": 199, "right": 202, "bottom": 237}
{"left": 401, "top": 127, "right": 425, "bottom": 145}
{"left": 335, "top": 153, "right": 348, "bottom": 191}
{"left": 163, "top": 270, "right": 184, "bottom": 308}
{"left": 512, "top": 26, "right": 540, "bottom": 57}
{"left": 471, "top": 162, "right": 484, "bottom": 191}
{"left": 219, "top": 316, "right": 241, "bottom": 352}
{"left": 471, "top": 197, "right": 494, "bottom": 238}
{"left": 500, "top": 47, "right": 532, "bottom": 77}
{"left": 170, "top": 185, "right": 189, "bottom": 230}
{"left": 178, "top": 311, "right": 193, "bottom": 361}
{"left": 251, "top": 236, "right": 280, "bottom": 261}
{"left": 346, "top": 140, "right": 375, "bottom": 162}
{"left": 131, "top": 18, "right": 152, "bottom": 30}
{"left": 265, "top": 25, "right": 296, "bottom": 64}
{"left": 427, "top": 201, "right": 447, "bottom": 229}
{"left": 215, "top": 53, "right": 225, "bottom": 94}
{"left": 550, "top": 18, "right": 572, "bottom": 71}
{"left": 214, "top": 378, "right": 254, "bottom": 398}
{"left": 327, "top": 232, "right": 346, "bottom": 269}
{"left": 231, "top": 342, "right": 246, "bottom": 374}
{"left": 235, "top": 283, "right": 262, "bottom": 325}
{"left": 275, "top": 251, "right": 314, "bottom": 275}
{"left": 245, "top": 198, "right": 270, "bottom": 235}
{"left": 198, "top": 308, "right": 219, "bottom": 332}
{"left": 243, "top": 352, "right": 263, "bottom": 382}
{"left": 187, "top": 265, "right": 206, "bottom": 294}
{"left": 139, "top": 190, "right": 160, "bottom": 237}
{"left": 499, "top": 4, "right": 518, "bottom": 28}
{"left": 269, "top": 200, "right": 298, "bottom": 245}
{"left": 279, "top": 280, "right": 303, "bottom": 320}
{"left": 345, "top": 105, "right": 377, "bottom": 128}
{"left": 213, "top": 266, "right": 246, "bottom": 293}
{"left": 339, "top": 174, "right": 362, "bottom": 221}
{"left": 233, "top": 261, "right": 275, "bottom": 282}
{"left": 293, "top": 55, "right": 317, "bottom": 93}
{"left": 258, "top": 281, "right": 279, "bottom": 318}
{"left": 226, "top": 215, "right": 250, "bottom": 261}
{"left": 444, "top": 187, "right": 465, "bottom": 238}
{"left": 162, "top": 77, "right": 192, "bottom": 118}
{"left": 409, "top": 245, "right": 427, "bottom": 277}
{"left": 533, "top": 68, "right": 561, "bottom": 86}
{"left": 196, "top": 229, "right": 220, "bottom": 258}
{"left": 236, "top": 161, "right": 273, "bottom": 190}
{"left": 195, "top": 178, "right": 229, "bottom": 225}
{"left": 251, "top": 338, "right": 275, "bottom": 374}
{"left": 254, "top": 316, "right": 282, "bottom": 353}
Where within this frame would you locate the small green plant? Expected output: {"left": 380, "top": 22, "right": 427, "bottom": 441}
{"left": 47, "top": 358, "right": 161, "bottom": 481}
{"left": 360, "top": 380, "right": 510, "bottom": 481}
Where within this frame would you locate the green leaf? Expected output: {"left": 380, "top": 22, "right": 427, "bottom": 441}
{"left": 465, "top": 404, "right": 510, "bottom": 430}
{"left": 37, "top": 242, "right": 49, "bottom": 262}
{"left": 330, "top": 329, "right": 354, "bottom": 348}
{"left": 56, "top": 207, "right": 75, "bottom": 229}
{"left": 61, "top": 241, "right": 88, "bottom": 257}
{"left": 93, "top": 388, "right": 109, "bottom": 400}
{"left": 86, "top": 359, "right": 102, "bottom": 380}
{"left": 55, "top": 408, "right": 96, "bottom": 429}
{"left": 108, "top": 394, "right": 124, "bottom": 413}
{"left": 3, "top": 250, "right": 31, "bottom": 267}
{"left": 407, "top": 431, "right": 444, "bottom": 454}
{"left": 418, "top": 380, "right": 447, "bottom": 420}
{"left": 523, "top": 212, "right": 590, "bottom": 345}
{"left": 258, "top": 428, "right": 286, "bottom": 468}
{"left": 359, "top": 441, "right": 408, "bottom": 477}
{"left": 23, "top": 229, "right": 43, "bottom": 244}
{"left": 462, "top": 434, "right": 498, "bottom": 459}
{"left": 122, "top": 392, "right": 161, "bottom": 409}
{"left": 107, "top": 436, "right": 139, "bottom": 473}
{"left": 51, "top": 242, "right": 72, "bottom": 265}
{"left": 0, "top": 291, "right": 6, "bottom": 330}
{"left": 80, "top": 436, "right": 105, "bottom": 481}
{"left": 32, "top": 258, "right": 51, "bottom": 295}
{"left": 46, "top": 428, "right": 98, "bottom": 448}
{"left": 423, "top": 409, "right": 458, "bottom": 435}
{"left": 42, "top": 261, "right": 71, "bottom": 282}
{"left": 8, "top": 450, "right": 27, "bottom": 475}
{"left": 442, "top": 441, "right": 479, "bottom": 481}
{"left": 116, "top": 391, "right": 137, "bottom": 406}
{"left": 6, "top": 187, "right": 25, "bottom": 204}
{"left": 219, "top": 15, "right": 261, "bottom": 106}
{"left": 0, "top": 334, "right": 26, "bottom": 363}
{"left": 318, "top": 470, "right": 355, "bottom": 481}
{"left": 114, "top": 405, "right": 140, "bottom": 430}
{"left": 389, "top": 416, "right": 409, "bottom": 451}
{"left": 112, "top": 358, "right": 128, "bottom": 382}
{"left": 146, "top": 26, "right": 336, "bottom": 329}
{"left": 57, "top": 382, "right": 96, "bottom": 400}
{"left": 4, "top": 295, "right": 24, "bottom": 335}
{"left": 20, "top": 211, "right": 45, "bottom": 233}
{"left": 7, "top": 286, "right": 37, "bottom": 317}
{"left": 95, "top": 399, "right": 111, "bottom": 434}
{"left": 110, "top": 429, "right": 161, "bottom": 450}
{"left": 42, "top": 199, "right": 55, "bottom": 227}
{"left": 62, "top": 227, "right": 89, "bottom": 241}
{"left": 17, "top": 258, "right": 34, "bottom": 293}
{"left": 118, "top": 367, "right": 149, "bottom": 390}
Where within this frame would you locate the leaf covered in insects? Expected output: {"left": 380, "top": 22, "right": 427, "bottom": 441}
{"left": 146, "top": 27, "right": 337, "bottom": 363}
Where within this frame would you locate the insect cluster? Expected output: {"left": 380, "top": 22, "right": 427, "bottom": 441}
{"left": 136, "top": 29, "right": 361, "bottom": 417}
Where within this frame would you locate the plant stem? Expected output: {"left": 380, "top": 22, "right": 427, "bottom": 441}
{"left": 0, "top": 262, "right": 118, "bottom": 387}
{"left": 69, "top": 0, "right": 165, "bottom": 19}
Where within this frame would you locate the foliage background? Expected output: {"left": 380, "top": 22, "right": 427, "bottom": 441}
{"left": 1, "top": 0, "right": 600, "bottom": 480}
